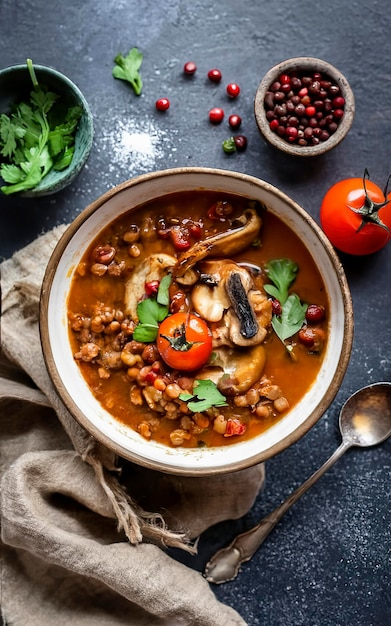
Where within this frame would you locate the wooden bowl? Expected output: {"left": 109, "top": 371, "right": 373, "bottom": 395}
{"left": 254, "top": 57, "right": 355, "bottom": 157}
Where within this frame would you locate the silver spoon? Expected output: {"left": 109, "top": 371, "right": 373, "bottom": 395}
{"left": 205, "top": 382, "right": 391, "bottom": 584}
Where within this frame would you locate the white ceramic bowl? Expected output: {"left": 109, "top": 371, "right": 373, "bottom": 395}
{"left": 40, "top": 168, "right": 353, "bottom": 476}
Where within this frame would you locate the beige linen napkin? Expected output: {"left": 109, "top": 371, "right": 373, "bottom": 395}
{"left": 0, "top": 227, "right": 265, "bottom": 625}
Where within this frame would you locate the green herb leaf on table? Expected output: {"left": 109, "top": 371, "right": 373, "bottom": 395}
{"left": 179, "top": 379, "right": 228, "bottom": 413}
{"left": 112, "top": 47, "right": 143, "bottom": 96}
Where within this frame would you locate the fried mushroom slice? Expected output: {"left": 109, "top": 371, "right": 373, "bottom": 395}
{"left": 191, "top": 260, "right": 251, "bottom": 322}
{"left": 197, "top": 344, "right": 267, "bottom": 395}
{"left": 173, "top": 207, "right": 262, "bottom": 278}
{"left": 191, "top": 260, "right": 272, "bottom": 348}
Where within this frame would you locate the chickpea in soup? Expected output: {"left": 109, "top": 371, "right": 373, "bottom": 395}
{"left": 67, "top": 192, "right": 328, "bottom": 448}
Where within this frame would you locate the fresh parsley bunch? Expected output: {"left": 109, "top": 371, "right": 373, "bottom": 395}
{"left": 0, "top": 59, "right": 82, "bottom": 195}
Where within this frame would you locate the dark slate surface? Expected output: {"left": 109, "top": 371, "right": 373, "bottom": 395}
{"left": 1, "top": 1, "right": 390, "bottom": 624}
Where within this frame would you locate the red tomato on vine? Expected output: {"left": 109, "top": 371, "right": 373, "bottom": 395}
{"left": 157, "top": 312, "right": 212, "bottom": 371}
{"left": 320, "top": 169, "right": 391, "bottom": 255}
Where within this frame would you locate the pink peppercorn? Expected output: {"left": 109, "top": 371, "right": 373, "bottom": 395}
{"left": 264, "top": 68, "right": 347, "bottom": 147}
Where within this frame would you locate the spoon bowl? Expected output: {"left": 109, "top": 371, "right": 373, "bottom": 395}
{"left": 339, "top": 382, "right": 391, "bottom": 448}
{"left": 205, "top": 382, "right": 391, "bottom": 584}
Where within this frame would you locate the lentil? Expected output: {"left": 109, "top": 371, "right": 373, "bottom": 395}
{"left": 123, "top": 226, "right": 140, "bottom": 243}
{"left": 213, "top": 414, "right": 227, "bottom": 434}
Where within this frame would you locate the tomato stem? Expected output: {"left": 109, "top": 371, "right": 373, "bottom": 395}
{"left": 161, "top": 323, "right": 201, "bottom": 352}
{"left": 349, "top": 169, "right": 391, "bottom": 234}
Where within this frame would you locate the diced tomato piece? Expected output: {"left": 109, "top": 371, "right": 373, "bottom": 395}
{"left": 207, "top": 202, "right": 219, "bottom": 219}
{"left": 187, "top": 221, "right": 203, "bottom": 239}
{"left": 207, "top": 200, "right": 233, "bottom": 220}
{"left": 224, "top": 418, "right": 247, "bottom": 437}
{"left": 145, "top": 370, "right": 158, "bottom": 385}
{"left": 145, "top": 280, "right": 160, "bottom": 296}
{"left": 169, "top": 226, "right": 191, "bottom": 250}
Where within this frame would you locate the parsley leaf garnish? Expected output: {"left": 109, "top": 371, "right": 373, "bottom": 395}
{"left": 263, "top": 258, "right": 299, "bottom": 305}
{"left": 132, "top": 274, "right": 171, "bottom": 342}
{"left": 0, "top": 59, "right": 82, "bottom": 195}
{"left": 156, "top": 274, "right": 171, "bottom": 306}
{"left": 271, "top": 294, "right": 308, "bottom": 342}
{"left": 179, "top": 379, "right": 228, "bottom": 413}
{"left": 112, "top": 47, "right": 143, "bottom": 96}
{"left": 264, "top": 258, "right": 307, "bottom": 347}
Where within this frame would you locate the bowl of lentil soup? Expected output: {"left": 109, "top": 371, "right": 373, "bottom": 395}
{"left": 254, "top": 57, "right": 355, "bottom": 157}
{"left": 40, "top": 168, "right": 353, "bottom": 475}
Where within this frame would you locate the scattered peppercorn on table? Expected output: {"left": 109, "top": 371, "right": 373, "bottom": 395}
{"left": 1, "top": 1, "right": 390, "bottom": 625}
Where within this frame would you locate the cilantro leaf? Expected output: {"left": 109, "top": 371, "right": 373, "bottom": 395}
{"left": 157, "top": 274, "right": 171, "bottom": 306}
{"left": 1, "top": 144, "right": 53, "bottom": 195}
{"left": 112, "top": 47, "right": 143, "bottom": 95}
{"left": 132, "top": 275, "right": 172, "bottom": 342}
{"left": 30, "top": 87, "right": 58, "bottom": 116}
{"left": 0, "top": 163, "right": 25, "bottom": 184}
{"left": 0, "top": 114, "right": 26, "bottom": 157}
{"left": 11, "top": 103, "right": 41, "bottom": 150}
{"left": 263, "top": 258, "right": 307, "bottom": 348}
{"left": 179, "top": 379, "right": 228, "bottom": 413}
{"left": 264, "top": 258, "right": 299, "bottom": 305}
{"left": 132, "top": 322, "right": 160, "bottom": 343}
{"left": 53, "top": 145, "right": 75, "bottom": 171}
{"left": 48, "top": 105, "right": 83, "bottom": 157}
{"left": 138, "top": 297, "right": 168, "bottom": 325}
{"left": 272, "top": 294, "right": 307, "bottom": 343}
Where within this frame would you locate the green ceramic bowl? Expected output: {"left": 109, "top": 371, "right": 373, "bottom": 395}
{"left": 0, "top": 63, "right": 94, "bottom": 196}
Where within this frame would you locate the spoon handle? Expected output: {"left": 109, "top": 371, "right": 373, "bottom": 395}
{"left": 205, "top": 440, "right": 350, "bottom": 584}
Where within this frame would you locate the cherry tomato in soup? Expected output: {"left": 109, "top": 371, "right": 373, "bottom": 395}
{"left": 320, "top": 170, "right": 391, "bottom": 255}
{"left": 157, "top": 312, "right": 212, "bottom": 371}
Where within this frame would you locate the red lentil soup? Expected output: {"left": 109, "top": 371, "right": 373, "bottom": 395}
{"left": 67, "top": 192, "right": 329, "bottom": 448}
